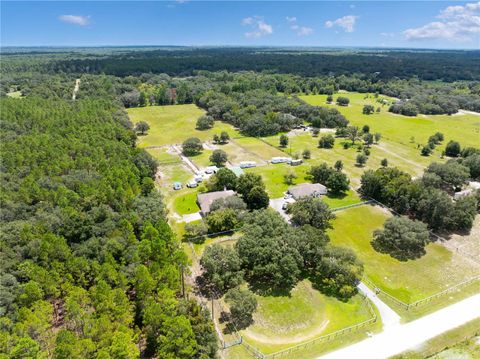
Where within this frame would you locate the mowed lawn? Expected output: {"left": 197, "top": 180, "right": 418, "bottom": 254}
{"left": 127, "top": 104, "right": 240, "bottom": 147}
{"left": 327, "top": 205, "right": 480, "bottom": 303}
{"left": 241, "top": 280, "right": 373, "bottom": 354}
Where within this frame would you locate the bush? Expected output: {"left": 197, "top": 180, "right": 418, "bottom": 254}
{"left": 336, "top": 97, "right": 350, "bottom": 106}
{"left": 356, "top": 154, "right": 367, "bottom": 166}
{"left": 302, "top": 149, "right": 311, "bottom": 159}
{"left": 318, "top": 134, "right": 335, "bottom": 149}
{"left": 196, "top": 115, "right": 214, "bottom": 130}
{"left": 445, "top": 140, "right": 461, "bottom": 157}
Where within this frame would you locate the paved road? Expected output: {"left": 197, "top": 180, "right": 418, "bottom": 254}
{"left": 358, "top": 282, "right": 401, "bottom": 330}
{"left": 269, "top": 197, "right": 292, "bottom": 221}
{"left": 319, "top": 293, "right": 480, "bottom": 359}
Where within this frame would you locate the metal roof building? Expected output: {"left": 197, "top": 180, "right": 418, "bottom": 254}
{"left": 197, "top": 190, "right": 236, "bottom": 215}
{"left": 287, "top": 183, "right": 327, "bottom": 200}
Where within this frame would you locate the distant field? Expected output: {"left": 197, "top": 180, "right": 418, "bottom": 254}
{"left": 127, "top": 104, "right": 240, "bottom": 147}
{"left": 328, "top": 205, "right": 480, "bottom": 303}
{"left": 300, "top": 93, "right": 480, "bottom": 149}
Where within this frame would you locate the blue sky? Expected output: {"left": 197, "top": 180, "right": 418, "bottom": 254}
{"left": 1, "top": 1, "right": 479, "bottom": 49}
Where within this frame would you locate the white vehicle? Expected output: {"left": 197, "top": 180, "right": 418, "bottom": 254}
{"left": 239, "top": 161, "right": 257, "bottom": 169}
{"left": 187, "top": 181, "right": 198, "bottom": 188}
{"left": 282, "top": 198, "right": 295, "bottom": 210}
{"left": 205, "top": 166, "right": 218, "bottom": 174}
{"left": 271, "top": 157, "right": 292, "bottom": 164}
{"left": 194, "top": 175, "right": 203, "bottom": 183}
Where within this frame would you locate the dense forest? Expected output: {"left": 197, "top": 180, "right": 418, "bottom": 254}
{"left": 0, "top": 96, "right": 217, "bottom": 358}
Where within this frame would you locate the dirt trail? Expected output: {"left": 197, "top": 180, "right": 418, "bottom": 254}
{"left": 72, "top": 78, "right": 80, "bottom": 100}
{"left": 376, "top": 142, "right": 424, "bottom": 171}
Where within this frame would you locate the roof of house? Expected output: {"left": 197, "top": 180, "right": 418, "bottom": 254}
{"left": 287, "top": 183, "right": 327, "bottom": 199}
{"left": 197, "top": 190, "right": 236, "bottom": 214}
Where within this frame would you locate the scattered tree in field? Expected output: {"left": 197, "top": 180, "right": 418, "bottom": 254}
{"left": 318, "top": 134, "right": 335, "bottom": 149}
{"left": 421, "top": 146, "right": 432, "bottom": 156}
{"left": 346, "top": 126, "right": 360, "bottom": 145}
{"left": 356, "top": 154, "right": 368, "bottom": 167}
{"left": 374, "top": 132, "right": 382, "bottom": 143}
{"left": 445, "top": 140, "right": 461, "bottom": 157}
{"left": 200, "top": 244, "right": 243, "bottom": 293}
{"left": 182, "top": 137, "right": 203, "bottom": 156}
{"left": 284, "top": 170, "right": 297, "bottom": 185}
{"left": 376, "top": 107, "right": 381, "bottom": 113}
{"left": 309, "top": 163, "right": 334, "bottom": 184}
{"left": 207, "top": 168, "right": 237, "bottom": 191}
{"left": 209, "top": 149, "right": 228, "bottom": 167}
{"left": 326, "top": 95, "right": 333, "bottom": 103}
{"left": 312, "top": 128, "right": 320, "bottom": 137}
{"left": 225, "top": 288, "right": 257, "bottom": 329}
{"left": 381, "top": 158, "right": 388, "bottom": 167}
{"left": 362, "top": 125, "right": 370, "bottom": 133}
{"left": 135, "top": 121, "right": 150, "bottom": 135}
{"left": 336, "top": 97, "right": 350, "bottom": 106}
{"left": 326, "top": 171, "right": 350, "bottom": 195}
{"left": 372, "top": 216, "right": 430, "bottom": 261}
{"left": 279, "top": 134, "right": 289, "bottom": 148}
{"left": 363, "top": 147, "right": 371, "bottom": 156}
{"left": 213, "top": 134, "right": 220, "bottom": 143}
{"left": 363, "top": 105, "right": 375, "bottom": 115}
{"left": 302, "top": 149, "right": 311, "bottom": 159}
{"left": 245, "top": 186, "right": 270, "bottom": 210}
{"left": 363, "top": 133, "right": 374, "bottom": 147}
{"left": 220, "top": 131, "right": 230, "bottom": 144}
{"left": 334, "top": 160, "right": 343, "bottom": 171}
{"left": 196, "top": 115, "right": 214, "bottom": 130}
{"left": 286, "top": 197, "right": 335, "bottom": 230}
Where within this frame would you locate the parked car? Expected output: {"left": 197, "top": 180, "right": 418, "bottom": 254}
{"left": 187, "top": 181, "right": 198, "bottom": 188}
{"left": 194, "top": 175, "right": 203, "bottom": 183}
{"left": 173, "top": 182, "right": 182, "bottom": 190}
{"left": 205, "top": 166, "right": 218, "bottom": 174}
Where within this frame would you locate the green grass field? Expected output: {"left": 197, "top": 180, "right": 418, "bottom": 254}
{"left": 240, "top": 280, "right": 373, "bottom": 354}
{"left": 127, "top": 104, "right": 240, "bottom": 147}
{"left": 300, "top": 93, "right": 480, "bottom": 149}
{"left": 328, "top": 205, "right": 480, "bottom": 303}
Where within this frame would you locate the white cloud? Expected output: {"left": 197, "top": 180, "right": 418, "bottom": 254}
{"left": 59, "top": 15, "right": 90, "bottom": 26}
{"left": 242, "top": 16, "right": 273, "bottom": 38}
{"left": 325, "top": 15, "right": 357, "bottom": 33}
{"left": 285, "top": 16, "right": 314, "bottom": 36}
{"left": 403, "top": 2, "right": 480, "bottom": 42}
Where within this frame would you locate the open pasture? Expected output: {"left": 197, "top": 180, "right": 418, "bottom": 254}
{"left": 300, "top": 92, "right": 480, "bottom": 156}
{"left": 127, "top": 104, "right": 240, "bottom": 147}
{"left": 327, "top": 205, "right": 480, "bottom": 304}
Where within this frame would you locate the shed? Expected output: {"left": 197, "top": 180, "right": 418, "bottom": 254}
{"left": 287, "top": 183, "right": 327, "bottom": 200}
{"left": 197, "top": 190, "right": 236, "bottom": 215}
{"left": 229, "top": 166, "right": 245, "bottom": 177}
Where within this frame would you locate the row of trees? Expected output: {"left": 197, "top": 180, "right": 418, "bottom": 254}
{"left": 359, "top": 163, "right": 479, "bottom": 233}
